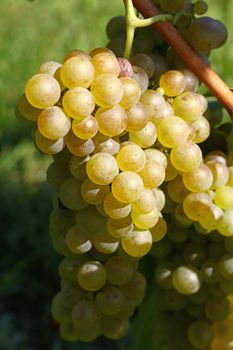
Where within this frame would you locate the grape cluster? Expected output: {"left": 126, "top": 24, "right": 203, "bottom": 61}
{"left": 16, "top": 1, "right": 233, "bottom": 348}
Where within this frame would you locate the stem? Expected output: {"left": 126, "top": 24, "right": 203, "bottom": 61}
{"left": 126, "top": 0, "right": 233, "bottom": 117}
{"left": 123, "top": 0, "right": 172, "bottom": 59}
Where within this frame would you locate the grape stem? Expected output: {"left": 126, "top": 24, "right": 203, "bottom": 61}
{"left": 124, "top": 0, "right": 233, "bottom": 117}
{"left": 123, "top": 0, "right": 172, "bottom": 59}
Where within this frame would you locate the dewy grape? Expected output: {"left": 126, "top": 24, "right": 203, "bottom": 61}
{"left": 16, "top": 0, "right": 233, "bottom": 348}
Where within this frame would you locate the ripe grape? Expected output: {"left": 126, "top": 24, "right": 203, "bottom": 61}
{"left": 72, "top": 116, "right": 98, "bottom": 140}
{"left": 121, "top": 229, "right": 152, "bottom": 257}
{"left": 38, "top": 106, "right": 71, "bottom": 140}
{"left": 86, "top": 152, "right": 119, "bottom": 185}
{"left": 116, "top": 144, "right": 146, "bottom": 173}
{"left": 63, "top": 87, "right": 95, "bottom": 120}
{"left": 172, "top": 265, "right": 202, "bottom": 295}
{"left": 95, "top": 105, "right": 127, "bottom": 137}
{"left": 111, "top": 171, "right": 144, "bottom": 203}
{"left": 77, "top": 260, "right": 107, "bottom": 292}
{"left": 91, "top": 74, "right": 123, "bottom": 108}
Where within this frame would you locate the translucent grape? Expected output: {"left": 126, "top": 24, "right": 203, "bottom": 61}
{"left": 121, "top": 229, "right": 152, "bottom": 257}
{"left": 91, "top": 51, "right": 120, "bottom": 76}
{"left": 101, "top": 316, "right": 129, "bottom": 340}
{"left": 77, "top": 260, "right": 106, "bottom": 292}
{"left": 59, "top": 256, "right": 88, "bottom": 283}
{"left": 38, "top": 60, "right": 61, "bottom": 75}
{"left": 140, "top": 89, "right": 166, "bottom": 120}
{"left": 179, "top": 68, "right": 199, "bottom": 92}
{"left": 132, "top": 188, "right": 157, "bottom": 214}
{"left": 206, "top": 160, "right": 229, "bottom": 189}
{"left": 129, "top": 121, "right": 157, "bottom": 148}
{"left": 35, "top": 130, "right": 64, "bottom": 155}
{"left": 111, "top": 171, "right": 144, "bottom": 203}
{"left": 173, "top": 92, "right": 206, "bottom": 122}
{"left": 131, "top": 207, "right": 160, "bottom": 229}
{"left": 65, "top": 225, "right": 92, "bottom": 254}
{"left": 219, "top": 254, "right": 233, "bottom": 279}
{"left": 94, "top": 133, "right": 120, "bottom": 155}
{"left": 183, "top": 243, "right": 207, "bottom": 267}
{"left": 96, "top": 285, "right": 126, "bottom": 315}
{"left": 174, "top": 203, "right": 193, "bottom": 227}
{"left": 183, "top": 163, "right": 213, "bottom": 192}
{"left": 190, "top": 116, "right": 210, "bottom": 143}
{"left": 170, "top": 141, "right": 202, "bottom": 172}
{"left": 59, "top": 177, "right": 88, "bottom": 210}
{"left": 105, "top": 255, "right": 135, "bottom": 286}
{"left": 150, "top": 216, "right": 167, "bottom": 242}
{"left": 63, "top": 49, "right": 91, "bottom": 62}
{"left": 91, "top": 74, "right": 123, "bottom": 108}
{"left": 119, "top": 77, "right": 141, "bottom": 110}
{"left": 72, "top": 115, "right": 98, "bottom": 140}
{"left": 167, "top": 175, "right": 189, "bottom": 203}
{"left": 89, "top": 47, "right": 114, "bottom": 58}
{"left": 214, "top": 186, "right": 233, "bottom": 209}
{"left": 38, "top": 106, "right": 71, "bottom": 140}
{"left": 183, "top": 192, "right": 212, "bottom": 221}
{"left": 81, "top": 178, "right": 110, "bottom": 204}
{"left": 95, "top": 105, "right": 127, "bottom": 137}
{"left": 155, "top": 261, "right": 175, "bottom": 289}
{"left": 116, "top": 144, "right": 146, "bottom": 173}
{"left": 92, "top": 232, "right": 119, "bottom": 254}
{"left": 144, "top": 148, "right": 167, "bottom": 169}
{"left": 86, "top": 152, "right": 119, "bottom": 185}
{"left": 159, "top": 70, "right": 185, "bottom": 97}
{"left": 165, "top": 156, "right": 178, "bottom": 181}
{"left": 69, "top": 155, "right": 89, "bottom": 181}
{"left": 126, "top": 102, "right": 149, "bottom": 132}
{"left": 107, "top": 215, "right": 134, "bottom": 239}
{"left": 157, "top": 116, "right": 189, "bottom": 148}
{"left": 132, "top": 66, "right": 149, "bottom": 94}
{"left": 172, "top": 265, "right": 202, "bottom": 295}
{"left": 104, "top": 192, "right": 131, "bottom": 220}
{"left": 63, "top": 87, "right": 95, "bottom": 120}
{"left": 60, "top": 56, "right": 94, "bottom": 89}
{"left": 25, "top": 73, "right": 61, "bottom": 109}
{"left": 51, "top": 292, "right": 72, "bottom": 323}
{"left": 17, "top": 94, "right": 41, "bottom": 122}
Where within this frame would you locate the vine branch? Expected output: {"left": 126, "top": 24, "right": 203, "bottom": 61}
{"left": 124, "top": 0, "right": 233, "bottom": 118}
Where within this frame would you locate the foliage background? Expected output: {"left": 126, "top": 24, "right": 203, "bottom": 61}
{"left": 0, "top": 0, "right": 233, "bottom": 349}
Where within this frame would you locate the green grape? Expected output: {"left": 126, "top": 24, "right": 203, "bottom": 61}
{"left": 170, "top": 141, "right": 202, "bottom": 172}
{"left": 173, "top": 92, "right": 206, "bottom": 122}
{"left": 117, "top": 57, "right": 133, "bottom": 78}
{"left": 129, "top": 121, "right": 157, "bottom": 148}
{"left": 139, "top": 159, "right": 165, "bottom": 188}
{"left": 116, "top": 144, "right": 146, "bottom": 173}
{"left": 69, "top": 155, "right": 89, "bottom": 181}
{"left": 91, "top": 74, "right": 123, "bottom": 108}
{"left": 219, "top": 276, "right": 233, "bottom": 294}
{"left": 25, "top": 73, "right": 61, "bottom": 109}
{"left": 183, "top": 243, "right": 207, "bottom": 268}
{"left": 185, "top": 17, "right": 228, "bottom": 52}
{"left": 37, "top": 106, "right": 70, "bottom": 140}
{"left": 132, "top": 188, "right": 157, "bottom": 214}
{"left": 81, "top": 178, "right": 110, "bottom": 205}
{"left": 167, "top": 175, "right": 189, "bottom": 204}
{"left": 51, "top": 292, "right": 72, "bottom": 323}
{"left": 115, "top": 297, "right": 135, "bottom": 319}
{"left": 155, "top": 261, "right": 175, "bottom": 289}
{"left": 34, "top": 130, "right": 65, "bottom": 155}
{"left": 72, "top": 115, "right": 98, "bottom": 140}
{"left": 92, "top": 231, "right": 119, "bottom": 254}
{"left": 105, "top": 255, "right": 136, "bottom": 286}
{"left": 201, "top": 258, "right": 220, "bottom": 284}
{"left": 86, "top": 152, "right": 119, "bottom": 185}
{"left": 96, "top": 285, "right": 126, "bottom": 315}
{"left": 219, "top": 254, "right": 233, "bottom": 280}
{"left": 77, "top": 260, "right": 107, "bottom": 292}
{"left": 106, "top": 16, "right": 126, "bottom": 39}
{"left": 72, "top": 300, "right": 102, "bottom": 330}
{"left": 205, "top": 297, "right": 230, "bottom": 321}
{"left": 140, "top": 89, "right": 166, "bottom": 120}
{"left": 121, "top": 229, "right": 152, "bottom": 257}
{"left": 214, "top": 186, "right": 233, "bottom": 210}
{"left": 94, "top": 133, "right": 120, "bottom": 155}
{"left": 107, "top": 215, "right": 134, "bottom": 239}
{"left": 172, "top": 265, "right": 202, "bottom": 295}
{"left": 159, "top": 70, "right": 185, "bottom": 97}
{"left": 101, "top": 316, "right": 129, "bottom": 340}
{"left": 60, "top": 56, "right": 94, "bottom": 89}
{"left": 58, "top": 256, "right": 88, "bottom": 283}
{"left": 119, "top": 77, "right": 141, "bottom": 110}
{"left": 46, "top": 160, "right": 70, "bottom": 190}
{"left": 60, "top": 280, "right": 86, "bottom": 307}
{"left": 126, "top": 102, "right": 149, "bottom": 132}
{"left": 131, "top": 208, "right": 160, "bottom": 230}
{"left": 183, "top": 163, "right": 213, "bottom": 192}
{"left": 159, "top": 0, "right": 187, "bottom": 13}
{"left": 217, "top": 209, "right": 233, "bottom": 237}
{"left": 104, "top": 192, "right": 131, "bottom": 220}
{"left": 190, "top": 116, "right": 210, "bottom": 144}
{"left": 133, "top": 32, "right": 156, "bottom": 54}
{"left": 59, "top": 177, "right": 88, "bottom": 210}
{"left": 59, "top": 322, "right": 79, "bottom": 342}
{"left": 95, "top": 105, "right": 127, "bottom": 137}
{"left": 92, "top": 51, "right": 120, "bottom": 76}
{"left": 179, "top": 69, "right": 199, "bottom": 93}
{"left": 188, "top": 321, "right": 213, "bottom": 349}
{"left": 74, "top": 326, "right": 101, "bottom": 342}
{"left": 120, "top": 271, "right": 146, "bottom": 305}
{"left": 132, "top": 66, "right": 149, "bottom": 94}
{"left": 63, "top": 87, "right": 95, "bottom": 120}
{"left": 131, "top": 53, "right": 155, "bottom": 78}
{"left": 76, "top": 206, "right": 107, "bottom": 238}
{"left": 167, "top": 223, "right": 188, "bottom": 243}
{"left": 149, "top": 236, "right": 173, "bottom": 259}
{"left": 65, "top": 225, "right": 92, "bottom": 254}
{"left": 17, "top": 94, "right": 41, "bottom": 121}
{"left": 150, "top": 216, "right": 167, "bottom": 242}
{"left": 50, "top": 207, "right": 76, "bottom": 235}
{"left": 112, "top": 171, "right": 144, "bottom": 203}
{"left": 157, "top": 116, "right": 189, "bottom": 148}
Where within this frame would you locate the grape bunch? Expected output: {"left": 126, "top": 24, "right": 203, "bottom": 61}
{"left": 16, "top": 0, "right": 233, "bottom": 348}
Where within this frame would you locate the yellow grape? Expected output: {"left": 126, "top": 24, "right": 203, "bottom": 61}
{"left": 86, "top": 152, "right": 119, "bottom": 185}
{"left": 104, "top": 192, "right": 131, "bottom": 219}
{"left": 17, "top": 94, "right": 41, "bottom": 122}
{"left": 144, "top": 148, "right": 167, "bottom": 169}
{"left": 63, "top": 87, "right": 95, "bottom": 120}
{"left": 132, "top": 66, "right": 149, "bottom": 93}
{"left": 63, "top": 49, "right": 91, "bottom": 62}
{"left": 116, "top": 144, "right": 146, "bottom": 172}
{"left": 140, "top": 89, "right": 166, "bottom": 119}
{"left": 121, "top": 229, "right": 152, "bottom": 257}
{"left": 95, "top": 105, "right": 127, "bottom": 137}
{"left": 214, "top": 186, "right": 233, "bottom": 210}
{"left": 81, "top": 178, "right": 110, "bottom": 204}
{"left": 190, "top": 116, "right": 210, "bottom": 143}
{"left": 126, "top": 102, "right": 149, "bottom": 132}
{"left": 35, "top": 130, "right": 64, "bottom": 155}
{"left": 72, "top": 115, "right": 98, "bottom": 140}
{"left": 139, "top": 159, "right": 165, "bottom": 188}
{"left": 91, "top": 74, "right": 123, "bottom": 108}
{"left": 131, "top": 207, "right": 160, "bottom": 229}
{"left": 65, "top": 225, "right": 92, "bottom": 254}
{"left": 65, "top": 130, "right": 95, "bottom": 157}
{"left": 91, "top": 51, "right": 120, "bottom": 76}
{"left": 38, "top": 60, "right": 61, "bottom": 75}
{"left": 107, "top": 215, "right": 134, "bottom": 239}
{"left": 119, "top": 77, "right": 141, "bottom": 110}
{"left": 150, "top": 216, "right": 167, "bottom": 242}
{"left": 77, "top": 260, "right": 107, "bottom": 292}
{"left": 159, "top": 70, "right": 185, "bottom": 97}
{"left": 132, "top": 188, "right": 157, "bottom": 214}
{"left": 206, "top": 160, "right": 229, "bottom": 189}
{"left": 157, "top": 116, "right": 189, "bottom": 148}
{"left": 25, "top": 73, "right": 61, "bottom": 109}
{"left": 183, "top": 163, "right": 213, "bottom": 192}
{"left": 38, "top": 106, "right": 71, "bottom": 140}
{"left": 94, "top": 133, "right": 120, "bottom": 155}
{"left": 170, "top": 141, "right": 202, "bottom": 172}
{"left": 60, "top": 56, "right": 94, "bottom": 88}
{"left": 92, "top": 231, "right": 119, "bottom": 254}
{"left": 129, "top": 121, "right": 157, "bottom": 148}
{"left": 111, "top": 171, "right": 144, "bottom": 203}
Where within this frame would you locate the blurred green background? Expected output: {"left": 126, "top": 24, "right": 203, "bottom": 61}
{"left": 0, "top": 0, "right": 233, "bottom": 349}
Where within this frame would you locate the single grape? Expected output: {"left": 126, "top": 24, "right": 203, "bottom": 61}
{"left": 117, "top": 58, "right": 133, "bottom": 78}
{"left": 59, "top": 177, "right": 88, "bottom": 210}
{"left": 173, "top": 92, "right": 206, "bottom": 122}
{"left": 119, "top": 77, "right": 141, "bottom": 110}
{"left": 38, "top": 106, "right": 71, "bottom": 140}
{"left": 159, "top": 70, "right": 185, "bottom": 97}
{"left": 214, "top": 186, "right": 233, "bottom": 209}
{"left": 131, "top": 53, "right": 155, "bottom": 78}
{"left": 92, "top": 231, "right": 119, "bottom": 254}
{"left": 105, "top": 255, "right": 136, "bottom": 286}
{"left": 205, "top": 297, "right": 230, "bottom": 321}
{"left": 91, "top": 74, "right": 123, "bottom": 108}
{"left": 17, "top": 94, "right": 41, "bottom": 121}
{"left": 77, "top": 260, "right": 107, "bottom": 292}
{"left": 107, "top": 215, "right": 134, "bottom": 239}
{"left": 179, "top": 68, "right": 199, "bottom": 92}
{"left": 132, "top": 188, "right": 157, "bottom": 214}
{"left": 155, "top": 261, "right": 175, "bottom": 289}
{"left": 170, "top": 141, "right": 202, "bottom": 172}
{"left": 69, "top": 155, "right": 89, "bottom": 180}
{"left": 96, "top": 285, "right": 126, "bottom": 315}
{"left": 172, "top": 265, "right": 202, "bottom": 295}
{"left": 121, "top": 229, "right": 152, "bottom": 257}
{"left": 129, "top": 121, "right": 157, "bottom": 148}
{"left": 187, "top": 321, "right": 213, "bottom": 349}
{"left": 104, "top": 192, "right": 131, "bottom": 220}
{"left": 35, "top": 130, "right": 64, "bottom": 155}
{"left": 60, "top": 56, "right": 94, "bottom": 89}
{"left": 86, "top": 152, "right": 119, "bottom": 185}
{"left": 120, "top": 271, "right": 146, "bottom": 305}
{"left": 91, "top": 51, "right": 120, "bottom": 76}
{"left": 132, "top": 66, "right": 149, "bottom": 94}
{"left": 116, "top": 144, "right": 146, "bottom": 173}
{"left": 126, "top": 102, "right": 149, "bottom": 132}
{"left": 65, "top": 225, "right": 92, "bottom": 254}
{"left": 81, "top": 178, "right": 110, "bottom": 204}
{"left": 190, "top": 116, "right": 210, "bottom": 143}
{"left": 72, "top": 115, "right": 98, "bottom": 140}
{"left": 157, "top": 116, "right": 190, "bottom": 148}
{"left": 183, "top": 163, "right": 213, "bottom": 192}
{"left": 150, "top": 216, "right": 167, "bottom": 242}
{"left": 63, "top": 87, "right": 95, "bottom": 120}
{"left": 95, "top": 105, "right": 127, "bottom": 137}
{"left": 111, "top": 171, "right": 144, "bottom": 203}
{"left": 101, "top": 316, "right": 129, "bottom": 340}
{"left": 94, "top": 133, "right": 120, "bottom": 155}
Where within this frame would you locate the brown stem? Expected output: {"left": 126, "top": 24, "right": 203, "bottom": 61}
{"left": 130, "top": 0, "right": 233, "bottom": 117}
